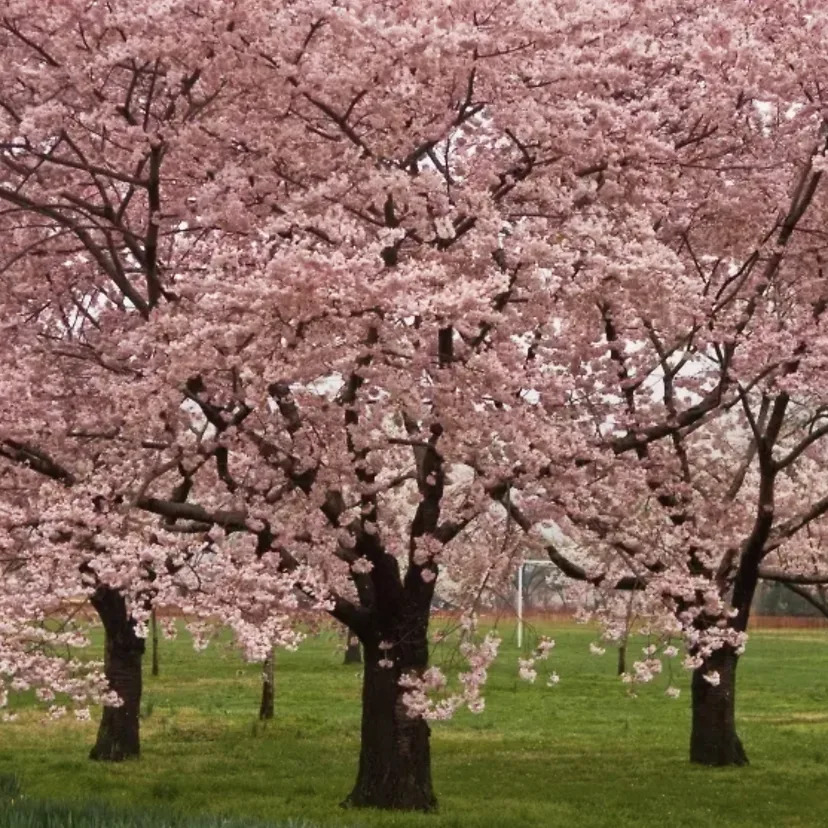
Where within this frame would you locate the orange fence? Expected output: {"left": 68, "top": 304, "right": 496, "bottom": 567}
{"left": 432, "top": 609, "right": 828, "bottom": 630}
{"left": 749, "top": 614, "right": 828, "bottom": 629}
{"left": 56, "top": 604, "right": 828, "bottom": 630}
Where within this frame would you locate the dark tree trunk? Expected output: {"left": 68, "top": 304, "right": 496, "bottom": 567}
{"left": 687, "top": 539, "right": 759, "bottom": 768}
{"left": 617, "top": 642, "right": 627, "bottom": 676}
{"left": 344, "top": 616, "right": 436, "bottom": 811}
{"left": 259, "top": 647, "right": 275, "bottom": 720}
{"left": 344, "top": 634, "right": 362, "bottom": 665}
{"left": 150, "top": 608, "right": 159, "bottom": 677}
{"left": 690, "top": 645, "right": 747, "bottom": 766}
{"left": 89, "top": 587, "right": 145, "bottom": 761}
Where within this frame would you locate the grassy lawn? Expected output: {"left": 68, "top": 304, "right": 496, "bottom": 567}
{"left": 0, "top": 620, "right": 826, "bottom": 827}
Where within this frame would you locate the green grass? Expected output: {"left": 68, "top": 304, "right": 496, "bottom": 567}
{"left": 0, "top": 621, "right": 827, "bottom": 827}
{"left": 0, "top": 790, "right": 313, "bottom": 828}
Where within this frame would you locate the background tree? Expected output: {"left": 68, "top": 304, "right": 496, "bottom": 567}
{"left": 150, "top": 609, "right": 160, "bottom": 678}
{"left": 343, "top": 629, "right": 363, "bottom": 666}
{"left": 259, "top": 647, "right": 275, "bottom": 721}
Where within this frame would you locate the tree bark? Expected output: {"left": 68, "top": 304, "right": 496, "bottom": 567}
{"left": 344, "top": 616, "right": 436, "bottom": 811}
{"left": 690, "top": 645, "right": 748, "bottom": 766}
{"left": 89, "top": 587, "right": 145, "bottom": 761}
{"left": 616, "top": 642, "right": 626, "bottom": 676}
{"left": 150, "top": 608, "right": 160, "bottom": 677}
{"left": 687, "top": 533, "right": 759, "bottom": 768}
{"left": 344, "top": 634, "right": 362, "bottom": 665}
{"left": 259, "top": 647, "right": 275, "bottom": 720}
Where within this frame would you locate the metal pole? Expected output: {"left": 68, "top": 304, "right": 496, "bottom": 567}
{"left": 517, "top": 563, "right": 524, "bottom": 649}
{"left": 151, "top": 608, "right": 159, "bottom": 677}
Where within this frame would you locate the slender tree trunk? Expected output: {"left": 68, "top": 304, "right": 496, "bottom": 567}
{"left": 690, "top": 645, "right": 747, "bottom": 766}
{"left": 619, "top": 592, "right": 635, "bottom": 677}
{"left": 344, "top": 633, "right": 362, "bottom": 665}
{"left": 344, "top": 614, "right": 436, "bottom": 811}
{"left": 150, "top": 609, "right": 160, "bottom": 677}
{"left": 89, "top": 587, "right": 145, "bottom": 761}
{"left": 259, "top": 647, "right": 275, "bottom": 720}
{"left": 617, "top": 642, "right": 627, "bottom": 676}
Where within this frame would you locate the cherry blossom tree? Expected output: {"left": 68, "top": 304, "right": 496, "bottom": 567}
{"left": 4, "top": 0, "right": 828, "bottom": 808}
{"left": 455, "top": 1, "right": 828, "bottom": 770}
{"left": 494, "top": 41, "right": 828, "bottom": 763}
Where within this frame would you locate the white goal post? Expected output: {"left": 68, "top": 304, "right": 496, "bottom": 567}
{"left": 516, "top": 559, "right": 562, "bottom": 649}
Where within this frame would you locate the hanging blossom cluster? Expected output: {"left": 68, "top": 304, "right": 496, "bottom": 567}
{"left": 401, "top": 628, "right": 501, "bottom": 720}
{"left": 621, "top": 644, "right": 666, "bottom": 686}
{"left": 563, "top": 575, "right": 755, "bottom": 696}
{"left": 0, "top": 601, "right": 116, "bottom": 720}
{"left": 517, "top": 637, "right": 558, "bottom": 687}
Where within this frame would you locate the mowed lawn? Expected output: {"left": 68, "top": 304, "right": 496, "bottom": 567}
{"left": 0, "top": 621, "right": 827, "bottom": 828}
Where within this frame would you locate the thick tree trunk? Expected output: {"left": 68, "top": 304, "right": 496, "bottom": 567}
{"left": 150, "top": 608, "right": 160, "bottom": 677}
{"left": 343, "top": 634, "right": 362, "bottom": 665}
{"left": 344, "top": 628, "right": 436, "bottom": 811}
{"left": 259, "top": 647, "right": 275, "bottom": 720}
{"left": 690, "top": 645, "right": 747, "bottom": 766}
{"left": 89, "top": 587, "right": 145, "bottom": 761}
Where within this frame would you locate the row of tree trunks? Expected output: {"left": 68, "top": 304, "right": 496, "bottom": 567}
{"left": 86, "top": 589, "right": 748, "bottom": 807}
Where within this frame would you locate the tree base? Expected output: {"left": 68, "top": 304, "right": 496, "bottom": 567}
{"left": 89, "top": 708, "right": 140, "bottom": 762}
{"left": 690, "top": 733, "right": 749, "bottom": 767}
{"left": 89, "top": 744, "right": 140, "bottom": 762}
{"left": 341, "top": 784, "right": 437, "bottom": 812}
